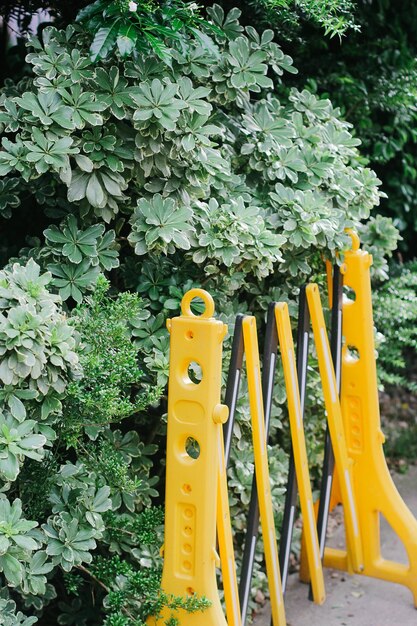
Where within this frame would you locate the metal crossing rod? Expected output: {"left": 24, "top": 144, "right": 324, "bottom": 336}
{"left": 308, "top": 265, "right": 343, "bottom": 599}
{"left": 278, "top": 287, "right": 310, "bottom": 592}
{"left": 223, "top": 315, "right": 245, "bottom": 466}
{"left": 238, "top": 303, "right": 279, "bottom": 624}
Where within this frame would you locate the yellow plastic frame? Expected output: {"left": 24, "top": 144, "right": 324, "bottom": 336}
{"left": 274, "top": 303, "right": 325, "bottom": 605}
{"left": 147, "top": 289, "right": 231, "bottom": 625}
{"left": 323, "top": 234, "right": 417, "bottom": 605}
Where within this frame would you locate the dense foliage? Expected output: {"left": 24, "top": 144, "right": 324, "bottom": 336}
{"left": 222, "top": 0, "right": 417, "bottom": 253}
{"left": 373, "top": 262, "right": 417, "bottom": 391}
{"left": 214, "top": 0, "right": 359, "bottom": 39}
{"left": 0, "top": 1, "right": 403, "bottom": 623}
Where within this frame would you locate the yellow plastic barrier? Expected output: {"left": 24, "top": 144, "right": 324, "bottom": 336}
{"left": 217, "top": 424, "right": 242, "bottom": 626}
{"left": 323, "top": 232, "right": 417, "bottom": 605}
{"left": 274, "top": 303, "right": 325, "bottom": 605}
{"left": 242, "top": 316, "right": 287, "bottom": 626}
{"left": 306, "top": 284, "right": 364, "bottom": 574}
{"left": 147, "top": 289, "right": 230, "bottom": 625}
{"left": 151, "top": 241, "right": 417, "bottom": 621}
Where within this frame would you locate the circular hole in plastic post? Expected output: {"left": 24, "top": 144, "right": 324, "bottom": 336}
{"left": 186, "top": 587, "right": 195, "bottom": 596}
{"left": 343, "top": 286, "right": 356, "bottom": 302}
{"left": 186, "top": 361, "right": 203, "bottom": 385}
{"left": 185, "top": 437, "right": 200, "bottom": 459}
{"left": 190, "top": 297, "right": 206, "bottom": 316}
{"left": 346, "top": 345, "right": 360, "bottom": 361}
{"left": 186, "top": 330, "right": 194, "bottom": 340}
{"left": 182, "top": 483, "right": 192, "bottom": 494}
{"left": 181, "top": 289, "right": 215, "bottom": 318}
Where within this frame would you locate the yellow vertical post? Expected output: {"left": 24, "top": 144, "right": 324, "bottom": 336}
{"left": 306, "top": 284, "right": 364, "bottom": 574}
{"left": 298, "top": 265, "right": 344, "bottom": 585}
{"left": 147, "top": 289, "right": 229, "bottom": 626}
{"left": 323, "top": 231, "right": 417, "bottom": 606}
{"left": 217, "top": 425, "right": 242, "bottom": 626}
{"left": 242, "top": 317, "right": 287, "bottom": 626}
{"left": 274, "top": 303, "right": 325, "bottom": 605}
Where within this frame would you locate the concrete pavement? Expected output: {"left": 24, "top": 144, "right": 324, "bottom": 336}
{"left": 253, "top": 465, "right": 417, "bottom": 626}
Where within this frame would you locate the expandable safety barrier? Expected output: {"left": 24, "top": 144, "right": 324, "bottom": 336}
{"left": 147, "top": 233, "right": 417, "bottom": 626}
{"left": 223, "top": 297, "right": 325, "bottom": 623}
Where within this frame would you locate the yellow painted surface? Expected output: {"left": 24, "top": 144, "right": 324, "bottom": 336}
{"left": 274, "top": 303, "right": 325, "bottom": 605}
{"left": 323, "top": 232, "right": 417, "bottom": 606}
{"left": 242, "top": 317, "right": 287, "bottom": 626}
{"left": 306, "top": 284, "right": 364, "bottom": 574}
{"left": 147, "top": 289, "right": 229, "bottom": 625}
{"left": 217, "top": 424, "right": 242, "bottom": 626}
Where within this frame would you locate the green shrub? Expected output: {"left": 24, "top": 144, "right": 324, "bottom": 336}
{"left": 224, "top": 0, "right": 359, "bottom": 39}
{"left": 0, "top": 260, "right": 179, "bottom": 624}
{"left": 226, "top": 0, "right": 417, "bottom": 253}
{"left": 373, "top": 261, "right": 417, "bottom": 391}
{"left": 0, "top": 13, "right": 382, "bottom": 297}
{"left": 358, "top": 214, "right": 401, "bottom": 282}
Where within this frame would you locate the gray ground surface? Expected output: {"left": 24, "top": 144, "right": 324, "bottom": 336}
{"left": 253, "top": 465, "right": 417, "bottom": 626}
